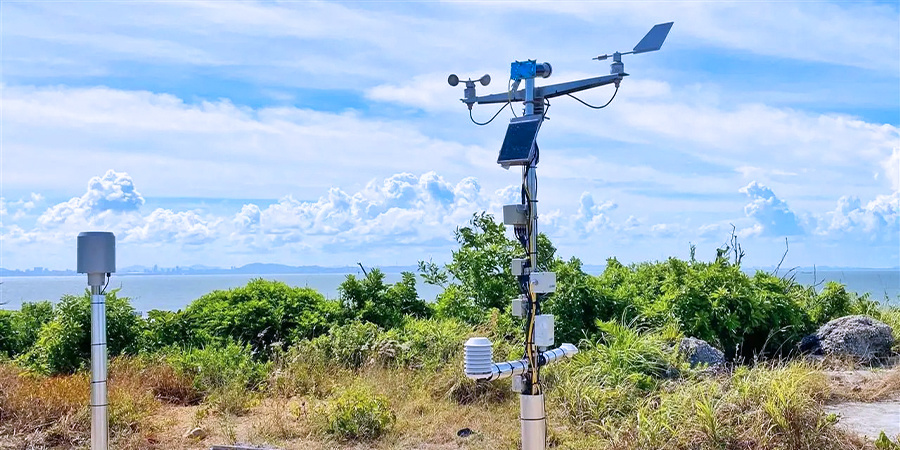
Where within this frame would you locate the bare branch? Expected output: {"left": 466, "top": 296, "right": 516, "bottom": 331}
{"left": 772, "top": 237, "right": 789, "bottom": 275}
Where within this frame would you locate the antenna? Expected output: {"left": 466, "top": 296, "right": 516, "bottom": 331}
{"left": 447, "top": 22, "right": 672, "bottom": 450}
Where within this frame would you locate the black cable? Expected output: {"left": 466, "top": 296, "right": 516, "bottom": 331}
{"left": 100, "top": 273, "right": 111, "bottom": 295}
{"left": 470, "top": 102, "right": 510, "bottom": 126}
{"left": 568, "top": 84, "right": 618, "bottom": 109}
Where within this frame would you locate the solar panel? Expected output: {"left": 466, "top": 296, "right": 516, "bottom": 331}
{"left": 497, "top": 115, "right": 542, "bottom": 168}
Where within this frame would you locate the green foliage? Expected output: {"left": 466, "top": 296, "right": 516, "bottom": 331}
{"left": 0, "top": 301, "right": 54, "bottom": 358}
{"left": 165, "top": 342, "right": 266, "bottom": 413}
{"left": 320, "top": 386, "right": 395, "bottom": 441}
{"left": 393, "top": 317, "right": 469, "bottom": 369}
{"left": 592, "top": 258, "right": 810, "bottom": 360}
{"left": 567, "top": 320, "right": 680, "bottom": 390}
{"left": 183, "top": 279, "right": 341, "bottom": 358}
{"left": 0, "top": 311, "right": 14, "bottom": 358}
{"left": 797, "top": 280, "right": 880, "bottom": 326}
{"left": 166, "top": 342, "right": 266, "bottom": 394}
{"left": 298, "top": 321, "right": 384, "bottom": 370}
{"left": 553, "top": 320, "right": 681, "bottom": 429}
{"left": 432, "top": 285, "right": 483, "bottom": 325}
{"left": 289, "top": 317, "right": 472, "bottom": 372}
{"left": 20, "top": 291, "right": 141, "bottom": 374}
{"left": 875, "top": 431, "right": 900, "bottom": 449}
{"left": 546, "top": 258, "right": 623, "bottom": 345}
{"left": 339, "top": 269, "right": 430, "bottom": 330}
{"left": 138, "top": 309, "right": 200, "bottom": 353}
{"left": 422, "top": 212, "right": 555, "bottom": 323}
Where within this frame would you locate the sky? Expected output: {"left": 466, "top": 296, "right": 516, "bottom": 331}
{"left": 1, "top": 1, "right": 898, "bottom": 271}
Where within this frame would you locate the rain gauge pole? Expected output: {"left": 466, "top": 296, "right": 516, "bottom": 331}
{"left": 449, "top": 22, "right": 673, "bottom": 450}
{"left": 77, "top": 232, "right": 116, "bottom": 450}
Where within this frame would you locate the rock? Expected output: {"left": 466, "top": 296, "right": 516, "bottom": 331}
{"left": 679, "top": 337, "right": 725, "bottom": 368}
{"left": 805, "top": 315, "right": 895, "bottom": 362}
{"left": 184, "top": 427, "right": 207, "bottom": 440}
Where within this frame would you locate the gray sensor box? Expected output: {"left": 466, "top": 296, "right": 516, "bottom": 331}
{"left": 511, "top": 258, "right": 528, "bottom": 276}
{"left": 77, "top": 232, "right": 116, "bottom": 274}
{"left": 503, "top": 204, "right": 527, "bottom": 225}
{"left": 534, "top": 314, "right": 555, "bottom": 347}
{"left": 511, "top": 296, "right": 526, "bottom": 318}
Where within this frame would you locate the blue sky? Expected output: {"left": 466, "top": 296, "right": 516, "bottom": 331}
{"left": 1, "top": 1, "right": 898, "bottom": 271}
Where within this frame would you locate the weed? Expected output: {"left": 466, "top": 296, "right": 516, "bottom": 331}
{"left": 319, "top": 385, "right": 395, "bottom": 441}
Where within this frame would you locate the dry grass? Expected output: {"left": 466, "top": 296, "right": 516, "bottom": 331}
{"left": 549, "top": 362, "right": 877, "bottom": 450}
{"left": 110, "top": 356, "right": 201, "bottom": 405}
{"left": 826, "top": 368, "right": 900, "bottom": 403}
{"left": 0, "top": 360, "right": 164, "bottom": 449}
{"left": 3, "top": 357, "right": 894, "bottom": 449}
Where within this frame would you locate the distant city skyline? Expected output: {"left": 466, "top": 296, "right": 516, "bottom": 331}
{"left": 1, "top": 2, "right": 898, "bottom": 271}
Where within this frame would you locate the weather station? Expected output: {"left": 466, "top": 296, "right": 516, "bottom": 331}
{"left": 449, "top": 22, "right": 673, "bottom": 450}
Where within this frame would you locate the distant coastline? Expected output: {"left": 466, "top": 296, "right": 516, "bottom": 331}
{"left": 2, "top": 263, "right": 897, "bottom": 277}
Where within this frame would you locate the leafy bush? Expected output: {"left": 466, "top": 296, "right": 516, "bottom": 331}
{"left": 339, "top": 270, "right": 430, "bottom": 330}
{"left": 138, "top": 309, "right": 202, "bottom": 353}
{"left": 0, "top": 311, "right": 15, "bottom": 358}
{"left": 183, "top": 279, "right": 342, "bottom": 358}
{"left": 0, "top": 301, "right": 55, "bottom": 358}
{"left": 20, "top": 291, "right": 141, "bottom": 374}
{"left": 165, "top": 343, "right": 267, "bottom": 414}
{"left": 546, "top": 258, "right": 624, "bottom": 345}
{"left": 591, "top": 258, "right": 810, "bottom": 360}
{"left": 320, "top": 386, "right": 395, "bottom": 441}
{"left": 798, "top": 280, "right": 880, "bottom": 326}
{"left": 297, "top": 321, "right": 384, "bottom": 370}
{"left": 394, "top": 317, "right": 469, "bottom": 369}
{"left": 166, "top": 342, "right": 266, "bottom": 395}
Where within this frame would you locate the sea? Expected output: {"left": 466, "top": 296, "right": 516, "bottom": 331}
{"left": 0, "top": 269, "right": 897, "bottom": 313}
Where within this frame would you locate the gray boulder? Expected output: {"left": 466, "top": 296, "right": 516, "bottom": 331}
{"left": 803, "top": 315, "right": 895, "bottom": 362}
{"left": 679, "top": 337, "right": 725, "bottom": 368}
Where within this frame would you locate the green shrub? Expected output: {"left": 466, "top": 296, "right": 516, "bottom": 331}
{"left": 165, "top": 343, "right": 267, "bottom": 414}
{"left": 339, "top": 270, "right": 430, "bottom": 330}
{"left": 593, "top": 258, "right": 810, "bottom": 360}
{"left": 183, "top": 279, "right": 342, "bottom": 358}
{"left": 20, "top": 291, "right": 141, "bottom": 374}
{"left": 0, "top": 311, "right": 15, "bottom": 358}
{"left": 298, "top": 321, "right": 384, "bottom": 370}
{"left": 139, "top": 309, "right": 204, "bottom": 353}
{"left": 547, "top": 257, "right": 624, "bottom": 345}
{"left": 320, "top": 386, "right": 395, "bottom": 441}
{"left": 432, "top": 285, "right": 483, "bottom": 324}
{"left": 798, "top": 281, "right": 880, "bottom": 326}
{"left": 166, "top": 342, "right": 266, "bottom": 395}
{"left": 394, "top": 317, "right": 469, "bottom": 369}
{"left": 0, "top": 301, "right": 55, "bottom": 358}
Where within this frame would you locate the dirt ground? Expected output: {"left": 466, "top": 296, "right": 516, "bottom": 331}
{"left": 824, "top": 369, "right": 900, "bottom": 441}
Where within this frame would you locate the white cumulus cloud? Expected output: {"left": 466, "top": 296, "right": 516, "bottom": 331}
{"left": 739, "top": 181, "right": 803, "bottom": 236}
{"left": 819, "top": 191, "right": 899, "bottom": 242}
